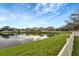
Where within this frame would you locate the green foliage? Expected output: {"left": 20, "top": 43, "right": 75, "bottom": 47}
{"left": 72, "top": 37, "right": 79, "bottom": 56}
{"left": 0, "top": 32, "right": 69, "bottom": 56}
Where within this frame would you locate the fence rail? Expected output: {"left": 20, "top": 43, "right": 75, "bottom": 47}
{"left": 58, "top": 32, "right": 74, "bottom": 56}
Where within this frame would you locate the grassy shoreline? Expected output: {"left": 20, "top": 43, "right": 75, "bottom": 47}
{"left": 0, "top": 32, "right": 69, "bottom": 56}
{"left": 0, "top": 31, "right": 60, "bottom": 37}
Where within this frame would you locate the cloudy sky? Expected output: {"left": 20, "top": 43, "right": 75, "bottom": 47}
{"left": 0, "top": 3, "right": 79, "bottom": 29}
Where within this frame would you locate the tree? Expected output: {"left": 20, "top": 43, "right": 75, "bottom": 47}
{"left": 1, "top": 26, "right": 17, "bottom": 31}
{"left": 1, "top": 26, "right": 10, "bottom": 31}
{"left": 63, "top": 10, "right": 79, "bottom": 31}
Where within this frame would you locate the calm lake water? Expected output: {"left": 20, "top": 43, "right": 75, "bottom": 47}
{"left": 0, "top": 33, "right": 36, "bottom": 49}
{"left": 0, "top": 33, "right": 48, "bottom": 49}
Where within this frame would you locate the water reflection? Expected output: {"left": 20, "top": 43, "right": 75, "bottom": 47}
{"left": 0, "top": 33, "right": 33, "bottom": 49}
{"left": 0, "top": 33, "right": 48, "bottom": 49}
{"left": 0, "top": 33, "right": 26, "bottom": 39}
{"left": 0, "top": 33, "right": 14, "bottom": 38}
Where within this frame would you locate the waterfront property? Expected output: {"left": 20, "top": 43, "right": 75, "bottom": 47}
{"left": 0, "top": 3, "right": 79, "bottom": 56}
{"left": 0, "top": 32, "right": 69, "bottom": 56}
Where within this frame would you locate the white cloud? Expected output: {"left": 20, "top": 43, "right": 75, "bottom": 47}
{"left": 10, "top": 14, "right": 17, "bottom": 19}
{"left": 34, "top": 3, "right": 63, "bottom": 16}
{"left": 9, "top": 13, "right": 32, "bottom": 20}
{"left": 0, "top": 16, "right": 8, "bottom": 21}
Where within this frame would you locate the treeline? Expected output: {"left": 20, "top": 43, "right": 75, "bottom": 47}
{"left": 0, "top": 26, "right": 55, "bottom": 32}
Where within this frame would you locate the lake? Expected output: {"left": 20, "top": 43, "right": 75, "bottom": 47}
{"left": 0, "top": 33, "right": 48, "bottom": 49}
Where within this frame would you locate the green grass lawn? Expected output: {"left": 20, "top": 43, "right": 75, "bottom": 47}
{"left": 72, "top": 37, "right": 79, "bottom": 56}
{"left": 0, "top": 32, "right": 69, "bottom": 56}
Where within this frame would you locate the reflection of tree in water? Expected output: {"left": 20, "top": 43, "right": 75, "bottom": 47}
{"left": 0, "top": 33, "right": 26, "bottom": 39}
{"left": 17, "top": 33, "right": 20, "bottom": 35}
{"left": 1, "top": 35, "right": 10, "bottom": 38}
{"left": 0, "top": 33, "right": 14, "bottom": 39}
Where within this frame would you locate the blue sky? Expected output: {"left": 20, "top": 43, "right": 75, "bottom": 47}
{"left": 0, "top": 3, "right": 79, "bottom": 29}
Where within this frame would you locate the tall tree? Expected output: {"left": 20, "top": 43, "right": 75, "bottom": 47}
{"left": 64, "top": 10, "right": 79, "bottom": 31}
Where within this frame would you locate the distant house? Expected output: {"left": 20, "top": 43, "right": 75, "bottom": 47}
{"left": 45, "top": 26, "right": 54, "bottom": 31}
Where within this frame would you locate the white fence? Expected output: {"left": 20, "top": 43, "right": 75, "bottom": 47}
{"left": 58, "top": 32, "right": 74, "bottom": 56}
